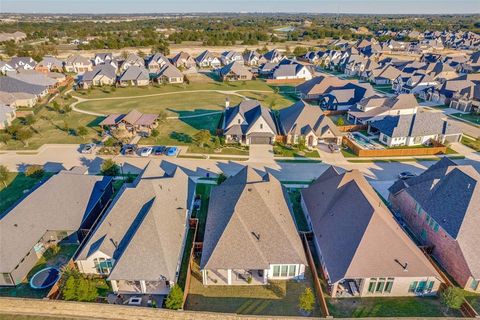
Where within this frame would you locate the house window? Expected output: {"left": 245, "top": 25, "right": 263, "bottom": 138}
{"left": 471, "top": 279, "right": 479, "bottom": 291}
{"left": 368, "top": 278, "right": 377, "bottom": 293}
{"left": 384, "top": 278, "right": 394, "bottom": 293}
{"left": 280, "top": 265, "right": 288, "bottom": 277}
{"left": 288, "top": 265, "right": 296, "bottom": 277}
{"left": 94, "top": 258, "right": 113, "bottom": 274}
{"left": 238, "top": 119, "right": 241, "bottom": 124}
{"left": 416, "top": 281, "right": 427, "bottom": 293}
{"left": 375, "top": 278, "right": 386, "bottom": 293}
{"left": 260, "top": 124, "right": 263, "bottom": 129}
{"left": 273, "top": 266, "right": 280, "bottom": 277}
{"left": 272, "top": 265, "right": 297, "bottom": 278}
{"left": 433, "top": 223, "right": 440, "bottom": 233}
{"left": 415, "top": 202, "right": 422, "bottom": 215}
{"left": 427, "top": 281, "right": 435, "bottom": 293}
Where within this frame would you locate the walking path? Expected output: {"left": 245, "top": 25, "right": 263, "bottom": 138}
{"left": 67, "top": 88, "right": 272, "bottom": 117}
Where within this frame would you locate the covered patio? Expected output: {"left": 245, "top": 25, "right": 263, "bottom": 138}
{"left": 112, "top": 279, "right": 170, "bottom": 295}
{"left": 203, "top": 268, "right": 268, "bottom": 285}
{"left": 332, "top": 279, "right": 363, "bottom": 298}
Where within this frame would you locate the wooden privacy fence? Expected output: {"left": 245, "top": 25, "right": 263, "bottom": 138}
{"left": 265, "top": 78, "right": 306, "bottom": 84}
{"left": 300, "top": 232, "right": 330, "bottom": 318}
{"left": 343, "top": 137, "right": 447, "bottom": 157}
{"left": 337, "top": 124, "right": 367, "bottom": 133}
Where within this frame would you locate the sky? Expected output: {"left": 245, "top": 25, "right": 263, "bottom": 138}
{"left": 1, "top": 0, "right": 479, "bottom": 14}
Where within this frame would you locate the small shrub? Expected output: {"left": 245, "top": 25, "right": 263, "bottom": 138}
{"left": 336, "top": 117, "right": 345, "bottom": 126}
{"left": 247, "top": 276, "right": 252, "bottom": 284}
{"left": 43, "top": 244, "right": 61, "bottom": 260}
{"left": 101, "top": 159, "right": 120, "bottom": 176}
{"left": 165, "top": 284, "right": 183, "bottom": 310}
{"left": 25, "top": 165, "right": 45, "bottom": 178}
{"left": 441, "top": 287, "right": 464, "bottom": 312}
{"left": 298, "top": 287, "right": 315, "bottom": 313}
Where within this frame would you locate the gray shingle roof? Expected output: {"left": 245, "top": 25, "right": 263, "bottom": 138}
{"left": 224, "top": 100, "right": 277, "bottom": 135}
{"left": 0, "top": 171, "right": 112, "bottom": 273}
{"left": 77, "top": 161, "right": 194, "bottom": 282}
{"left": 301, "top": 167, "right": 441, "bottom": 282}
{"left": 389, "top": 158, "right": 480, "bottom": 278}
{"left": 200, "top": 166, "right": 306, "bottom": 270}
{"left": 370, "top": 111, "right": 461, "bottom": 138}
{"left": 82, "top": 64, "right": 116, "bottom": 82}
{"left": 0, "top": 77, "right": 48, "bottom": 96}
{"left": 219, "top": 61, "right": 252, "bottom": 78}
{"left": 119, "top": 65, "right": 149, "bottom": 82}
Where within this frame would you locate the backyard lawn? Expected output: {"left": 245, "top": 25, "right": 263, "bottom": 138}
{"left": 0, "top": 172, "right": 53, "bottom": 214}
{"left": 451, "top": 112, "right": 480, "bottom": 126}
{"left": 327, "top": 296, "right": 461, "bottom": 318}
{"left": 466, "top": 293, "right": 480, "bottom": 313}
{"left": 0, "top": 244, "right": 79, "bottom": 299}
{"left": 186, "top": 261, "right": 321, "bottom": 317}
{"left": 192, "top": 182, "right": 215, "bottom": 242}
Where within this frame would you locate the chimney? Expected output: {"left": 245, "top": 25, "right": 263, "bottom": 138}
{"left": 225, "top": 97, "right": 230, "bottom": 110}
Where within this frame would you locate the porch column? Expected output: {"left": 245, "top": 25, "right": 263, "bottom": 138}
{"left": 331, "top": 281, "right": 339, "bottom": 298}
{"left": 227, "top": 269, "right": 232, "bottom": 285}
{"left": 263, "top": 269, "right": 269, "bottom": 284}
{"left": 202, "top": 269, "right": 208, "bottom": 286}
{"left": 140, "top": 280, "right": 147, "bottom": 293}
{"left": 111, "top": 280, "right": 118, "bottom": 293}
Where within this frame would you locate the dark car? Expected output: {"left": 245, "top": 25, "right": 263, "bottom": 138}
{"left": 80, "top": 143, "right": 95, "bottom": 154}
{"left": 398, "top": 171, "right": 416, "bottom": 180}
{"left": 154, "top": 146, "right": 166, "bottom": 155}
{"left": 328, "top": 143, "right": 340, "bottom": 153}
{"left": 122, "top": 144, "right": 137, "bottom": 155}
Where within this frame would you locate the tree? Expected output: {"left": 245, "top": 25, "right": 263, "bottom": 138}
{"left": 293, "top": 46, "right": 308, "bottom": 57}
{"left": 298, "top": 287, "right": 315, "bottom": 314}
{"left": 336, "top": 117, "right": 345, "bottom": 126}
{"left": 297, "top": 136, "right": 306, "bottom": 151}
{"left": 0, "top": 165, "right": 9, "bottom": 187}
{"left": 24, "top": 114, "right": 37, "bottom": 126}
{"left": 157, "top": 110, "right": 167, "bottom": 123}
{"left": 77, "top": 126, "right": 88, "bottom": 140}
{"left": 63, "top": 120, "right": 70, "bottom": 134}
{"left": 193, "top": 130, "right": 211, "bottom": 148}
{"left": 52, "top": 101, "right": 62, "bottom": 113}
{"left": 25, "top": 165, "right": 45, "bottom": 178}
{"left": 165, "top": 284, "right": 183, "bottom": 310}
{"left": 101, "top": 159, "right": 120, "bottom": 176}
{"left": 62, "top": 270, "right": 98, "bottom": 302}
{"left": 151, "top": 128, "right": 159, "bottom": 139}
{"left": 63, "top": 105, "right": 72, "bottom": 115}
{"left": 62, "top": 273, "right": 78, "bottom": 301}
{"left": 441, "top": 287, "right": 464, "bottom": 312}
{"left": 0, "top": 133, "right": 11, "bottom": 145}
{"left": 16, "top": 128, "right": 33, "bottom": 146}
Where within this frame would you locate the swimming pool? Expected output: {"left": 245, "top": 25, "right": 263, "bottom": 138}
{"left": 350, "top": 132, "right": 384, "bottom": 150}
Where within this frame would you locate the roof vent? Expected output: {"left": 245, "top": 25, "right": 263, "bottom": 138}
{"left": 395, "top": 259, "right": 408, "bottom": 271}
{"left": 251, "top": 232, "right": 261, "bottom": 241}
{"left": 247, "top": 188, "right": 252, "bottom": 192}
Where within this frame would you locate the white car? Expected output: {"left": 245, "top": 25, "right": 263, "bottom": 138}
{"left": 140, "top": 147, "right": 153, "bottom": 157}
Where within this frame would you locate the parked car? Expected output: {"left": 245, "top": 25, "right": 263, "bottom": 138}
{"left": 140, "top": 147, "right": 153, "bottom": 157}
{"left": 154, "top": 146, "right": 166, "bottom": 155}
{"left": 81, "top": 143, "right": 96, "bottom": 154}
{"left": 166, "top": 146, "right": 178, "bottom": 156}
{"left": 328, "top": 143, "right": 340, "bottom": 153}
{"left": 398, "top": 171, "right": 416, "bottom": 180}
{"left": 122, "top": 144, "right": 137, "bottom": 155}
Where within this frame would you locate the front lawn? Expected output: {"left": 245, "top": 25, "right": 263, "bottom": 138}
{"left": 187, "top": 145, "right": 249, "bottom": 156}
{"left": 186, "top": 261, "right": 321, "bottom": 317}
{"left": 327, "top": 296, "right": 461, "bottom": 318}
{"left": 139, "top": 113, "right": 222, "bottom": 146}
{"left": 450, "top": 112, "right": 480, "bottom": 126}
{"left": 461, "top": 136, "right": 480, "bottom": 151}
{"left": 0, "top": 172, "right": 53, "bottom": 214}
{"left": 273, "top": 143, "right": 320, "bottom": 158}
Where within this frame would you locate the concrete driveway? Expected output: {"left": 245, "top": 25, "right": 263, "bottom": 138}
{"left": 248, "top": 144, "right": 274, "bottom": 163}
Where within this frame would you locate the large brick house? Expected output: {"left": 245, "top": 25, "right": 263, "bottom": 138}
{"left": 389, "top": 158, "right": 480, "bottom": 292}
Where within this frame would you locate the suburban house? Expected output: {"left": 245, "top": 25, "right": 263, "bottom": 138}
{"left": 76, "top": 161, "right": 195, "bottom": 299}
{"left": 424, "top": 76, "right": 479, "bottom": 106}
{"left": 392, "top": 73, "right": 438, "bottom": 94}
{"left": 64, "top": 55, "right": 93, "bottom": 74}
{"left": 348, "top": 94, "right": 420, "bottom": 124}
{"left": 366, "top": 65, "right": 403, "bottom": 85}
{"left": 243, "top": 50, "right": 266, "bottom": 66}
{"left": 195, "top": 50, "right": 221, "bottom": 68}
{"left": 263, "top": 49, "right": 284, "bottom": 63}
{"left": 428, "top": 62, "right": 459, "bottom": 81}
{"left": 0, "top": 105, "right": 16, "bottom": 129}
{"left": 218, "top": 62, "right": 253, "bottom": 82}
{"left": 80, "top": 64, "right": 117, "bottom": 88}
{"left": 170, "top": 51, "right": 196, "bottom": 69}
{"left": 223, "top": 100, "right": 277, "bottom": 145}
{"left": 272, "top": 63, "right": 313, "bottom": 81}
{"left": 0, "top": 91, "right": 37, "bottom": 108}
{"left": 220, "top": 51, "right": 244, "bottom": 65}
{"left": 99, "top": 109, "right": 159, "bottom": 136}
{"left": 0, "top": 61, "right": 15, "bottom": 74}
{"left": 93, "top": 53, "right": 114, "bottom": 66}
{"left": 146, "top": 53, "right": 170, "bottom": 73}
{"left": 35, "top": 56, "right": 64, "bottom": 73}
{"left": 368, "top": 111, "right": 462, "bottom": 147}
{"left": 6, "top": 70, "right": 58, "bottom": 89}
{"left": 0, "top": 77, "right": 49, "bottom": 99}
{"left": 296, "top": 76, "right": 376, "bottom": 110}
{"left": 8, "top": 57, "right": 37, "bottom": 70}
{"left": 118, "top": 66, "right": 150, "bottom": 87}
{"left": 278, "top": 100, "right": 342, "bottom": 147}
{"left": 200, "top": 166, "right": 307, "bottom": 286}
{"left": 389, "top": 158, "right": 480, "bottom": 292}
{"left": 301, "top": 167, "right": 443, "bottom": 298}
{"left": 0, "top": 169, "right": 113, "bottom": 286}
{"left": 120, "top": 53, "right": 145, "bottom": 72}
{"left": 154, "top": 63, "right": 184, "bottom": 84}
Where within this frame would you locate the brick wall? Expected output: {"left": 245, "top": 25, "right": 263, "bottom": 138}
{"left": 389, "top": 191, "right": 472, "bottom": 288}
